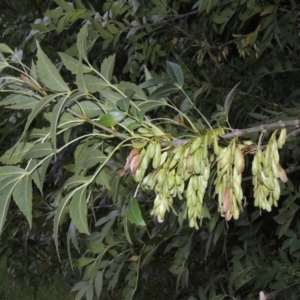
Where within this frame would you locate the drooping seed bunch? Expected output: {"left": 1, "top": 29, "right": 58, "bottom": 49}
{"left": 121, "top": 127, "right": 289, "bottom": 228}
{"left": 214, "top": 139, "right": 245, "bottom": 221}
{"left": 252, "top": 129, "right": 288, "bottom": 211}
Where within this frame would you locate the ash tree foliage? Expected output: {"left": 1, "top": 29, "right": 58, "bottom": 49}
{"left": 1, "top": 0, "right": 300, "bottom": 299}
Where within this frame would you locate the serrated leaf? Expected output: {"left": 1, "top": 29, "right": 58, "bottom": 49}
{"left": 77, "top": 22, "right": 88, "bottom": 62}
{"left": 95, "top": 170, "right": 111, "bottom": 190}
{"left": 126, "top": 197, "right": 146, "bottom": 227}
{"left": 166, "top": 61, "right": 184, "bottom": 86}
{"left": 0, "top": 166, "right": 28, "bottom": 179}
{"left": 36, "top": 42, "right": 70, "bottom": 92}
{"left": 101, "top": 54, "right": 115, "bottom": 82}
{"left": 59, "top": 52, "right": 91, "bottom": 74}
{"left": 12, "top": 175, "right": 33, "bottom": 228}
{"left": 98, "top": 111, "right": 126, "bottom": 126}
{"left": 0, "top": 180, "right": 19, "bottom": 235}
{"left": 100, "top": 88, "right": 123, "bottom": 105}
{"left": 21, "top": 94, "right": 58, "bottom": 138}
{"left": 149, "top": 84, "right": 179, "bottom": 99}
{"left": 83, "top": 75, "right": 109, "bottom": 93}
{"left": 82, "top": 149, "right": 106, "bottom": 169}
{"left": 24, "top": 142, "right": 54, "bottom": 159}
{"left": 0, "top": 93, "right": 39, "bottom": 110}
{"left": 0, "top": 142, "right": 33, "bottom": 165}
{"left": 69, "top": 186, "right": 89, "bottom": 234}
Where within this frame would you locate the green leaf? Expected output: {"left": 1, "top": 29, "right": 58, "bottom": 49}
{"left": 126, "top": 197, "right": 146, "bottom": 227}
{"left": 44, "top": 9, "right": 65, "bottom": 19}
{"left": 21, "top": 94, "right": 58, "bottom": 138}
{"left": 98, "top": 111, "right": 126, "bottom": 126}
{"left": 0, "top": 142, "right": 33, "bottom": 165}
{"left": 0, "top": 93, "right": 39, "bottom": 110}
{"left": 12, "top": 175, "right": 33, "bottom": 228}
{"left": 101, "top": 54, "right": 115, "bottom": 82}
{"left": 95, "top": 170, "right": 111, "bottom": 190}
{"left": 149, "top": 84, "right": 180, "bottom": 99}
{"left": 59, "top": 52, "right": 91, "bottom": 74}
{"left": 0, "top": 180, "right": 18, "bottom": 235}
{"left": 0, "top": 43, "right": 13, "bottom": 53}
{"left": 137, "top": 99, "right": 167, "bottom": 112}
{"left": 51, "top": 93, "right": 72, "bottom": 152}
{"left": 82, "top": 149, "right": 107, "bottom": 169}
{"left": 69, "top": 186, "right": 89, "bottom": 234}
{"left": 166, "top": 61, "right": 184, "bottom": 86}
{"left": 36, "top": 42, "right": 70, "bottom": 92}
{"left": 24, "top": 142, "right": 54, "bottom": 159}
{"left": 70, "top": 100, "right": 103, "bottom": 118}
{"left": 83, "top": 75, "right": 109, "bottom": 93}
{"left": 95, "top": 272, "right": 103, "bottom": 299}
{"left": 100, "top": 88, "right": 123, "bottom": 105}
{"left": 54, "top": 0, "right": 74, "bottom": 11}
{"left": 73, "top": 257, "right": 95, "bottom": 268}
{"left": 77, "top": 22, "right": 88, "bottom": 62}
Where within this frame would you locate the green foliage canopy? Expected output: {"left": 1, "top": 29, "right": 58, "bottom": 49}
{"left": 1, "top": 0, "right": 300, "bottom": 299}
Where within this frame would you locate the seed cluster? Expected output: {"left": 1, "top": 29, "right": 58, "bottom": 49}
{"left": 121, "top": 128, "right": 288, "bottom": 228}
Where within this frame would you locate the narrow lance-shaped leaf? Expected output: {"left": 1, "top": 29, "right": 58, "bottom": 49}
{"left": 149, "top": 84, "right": 180, "bottom": 100}
{"left": 24, "top": 142, "right": 54, "bottom": 159}
{"left": 0, "top": 142, "right": 33, "bottom": 165}
{"left": 69, "top": 186, "right": 89, "bottom": 235}
{"left": 76, "top": 59, "right": 88, "bottom": 93}
{"left": 12, "top": 175, "right": 33, "bottom": 228}
{"left": 51, "top": 93, "right": 73, "bottom": 152}
{"left": 36, "top": 42, "right": 70, "bottom": 92}
{"left": 166, "top": 61, "right": 184, "bottom": 87}
{"left": 101, "top": 54, "right": 115, "bottom": 82}
{"left": 126, "top": 197, "right": 146, "bottom": 227}
{"left": 21, "top": 93, "right": 59, "bottom": 139}
{"left": 0, "top": 180, "right": 20, "bottom": 235}
{"left": 77, "top": 22, "right": 88, "bottom": 62}
{"left": 59, "top": 52, "right": 91, "bottom": 74}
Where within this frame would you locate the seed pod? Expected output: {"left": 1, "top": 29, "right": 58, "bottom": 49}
{"left": 202, "top": 135, "right": 208, "bottom": 160}
{"left": 159, "top": 151, "right": 168, "bottom": 167}
{"left": 234, "top": 147, "right": 245, "bottom": 174}
{"left": 223, "top": 188, "right": 231, "bottom": 213}
{"left": 271, "top": 159, "right": 280, "bottom": 178}
{"left": 273, "top": 178, "right": 280, "bottom": 201}
{"left": 189, "top": 137, "right": 202, "bottom": 154}
{"left": 277, "top": 128, "right": 286, "bottom": 149}
{"left": 193, "top": 148, "right": 203, "bottom": 174}
{"left": 173, "top": 145, "right": 184, "bottom": 161}
{"left": 218, "top": 146, "right": 232, "bottom": 169}
{"left": 134, "top": 167, "right": 145, "bottom": 182}
{"left": 191, "top": 175, "right": 199, "bottom": 191}
{"left": 152, "top": 142, "right": 161, "bottom": 169}
{"left": 157, "top": 169, "right": 166, "bottom": 187}
{"left": 186, "top": 153, "right": 194, "bottom": 173}
{"left": 147, "top": 141, "right": 157, "bottom": 159}
{"left": 140, "top": 154, "right": 149, "bottom": 170}
{"left": 261, "top": 171, "right": 274, "bottom": 190}
{"left": 167, "top": 170, "right": 176, "bottom": 190}
{"left": 279, "top": 166, "right": 288, "bottom": 183}
{"left": 202, "top": 166, "right": 210, "bottom": 181}
{"left": 213, "top": 134, "right": 220, "bottom": 155}
{"left": 233, "top": 181, "right": 242, "bottom": 201}
{"left": 252, "top": 154, "right": 259, "bottom": 176}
